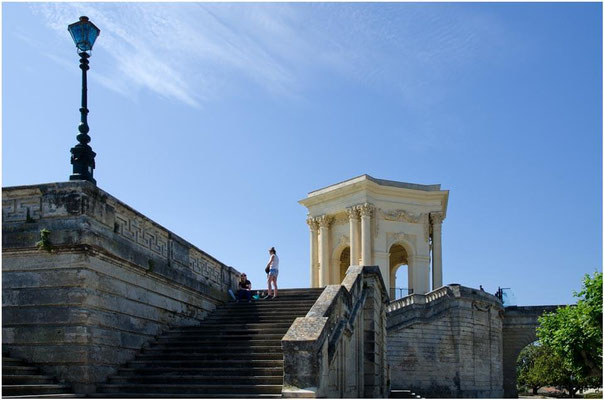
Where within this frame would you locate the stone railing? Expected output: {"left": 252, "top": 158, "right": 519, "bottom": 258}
{"left": 282, "top": 266, "right": 390, "bottom": 398}
{"left": 387, "top": 285, "right": 453, "bottom": 313}
{"left": 2, "top": 181, "right": 240, "bottom": 393}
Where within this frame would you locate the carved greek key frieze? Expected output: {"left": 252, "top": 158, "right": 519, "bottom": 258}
{"left": 190, "top": 249, "right": 221, "bottom": 283}
{"left": 114, "top": 210, "right": 168, "bottom": 258}
{"left": 2, "top": 196, "right": 42, "bottom": 222}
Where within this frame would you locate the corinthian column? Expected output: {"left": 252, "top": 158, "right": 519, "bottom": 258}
{"left": 358, "top": 203, "right": 374, "bottom": 266}
{"left": 307, "top": 216, "right": 320, "bottom": 288}
{"left": 347, "top": 207, "right": 360, "bottom": 266}
{"left": 430, "top": 212, "right": 444, "bottom": 289}
{"left": 317, "top": 215, "right": 333, "bottom": 286}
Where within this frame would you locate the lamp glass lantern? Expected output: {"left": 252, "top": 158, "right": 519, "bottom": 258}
{"left": 68, "top": 16, "right": 100, "bottom": 52}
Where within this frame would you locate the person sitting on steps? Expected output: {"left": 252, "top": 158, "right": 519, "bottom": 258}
{"left": 236, "top": 273, "right": 252, "bottom": 303}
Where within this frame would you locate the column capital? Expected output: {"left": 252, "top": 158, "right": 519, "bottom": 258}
{"left": 357, "top": 203, "right": 374, "bottom": 217}
{"left": 430, "top": 212, "right": 445, "bottom": 225}
{"left": 306, "top": 216, "right": 319, "bottom": 231}
{"left": 317, "top": 215, "right": 334, "bottom": 228}
{"left": 346, "top": 207, "right": 360, "bottom": 220}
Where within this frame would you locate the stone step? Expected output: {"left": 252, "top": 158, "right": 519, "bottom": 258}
{"left": 201, "top": 312, "right": 306, "bottom": 325}
{"left": 108, "top": 375, "right": 283, "bottom": 385}
{"left": 96, "top": 383, "right": 283, "bottom": 395}
{"left": 2, "top": 385, "right": 73, "bottom": 396}
{"left": 2, "top": 357, "right": 26, "bottom": 366}
{"left": 227, "top": 297, "right": 319, "bottom": 304}
{"left": 249, "top": 288, "right": 323, "bottom": 293}
{"left": 164, "top": 326, "right": 291, "bottom": 336}
{"left": 143, "top": 345, "right": 283, "bottom": 354}
{"left": 154, "top": 334, "right": 285, "bottom": 343}
{"left": 221, "top": 300, "right": 318, "bottom": 307}
{"left": 127, "top": 359, "right": 283, "bottom": 369}
{"left": 2, "top": 395, "right": 80, "bottom": 399}
{"left": 203, "top": 316, "right": 297, "bottom": 323}
{"left": 172, "top": 322, "right": 293, "bottom": 331}
{"left": 135, "top": 352, "right": 283, "bottom": 361}
{"left": 89, "top": 392, "right": 281, "bottom": 398}
{"left": 209, "top": 308, "right": 311, "bottom": 317}
{"left": 149, "top": 340, "right": 283, "bottom": 349}
{"left": 3, "top": 366, "right": 40, "bottom": 375}
{"left": 389, "top": 389, "right": 422, "bottom": 398}
{"left": 90, "top": 288, "right": 323, "bottom": 398}
{"left": 116, "top": 367, "right": 283, "bottom": 377}
{"left": 3, "top": 375, "right": 56, "bottom": 385}
{"left": 1, "top": 352, "right": 75, "bottom": 398}
{"left": 240, "top": 291, "right": 323, "bottom": 297}
{"left": 204, "top": 312, "right": 300, "bottom": 319}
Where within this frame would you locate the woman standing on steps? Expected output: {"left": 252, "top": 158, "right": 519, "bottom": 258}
{"left": 265, "top": 247, "right": 279, "bottom": 299}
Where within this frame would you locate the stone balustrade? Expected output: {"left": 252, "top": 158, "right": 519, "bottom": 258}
{"left": 282, "top": 265, "right": 390, "bottom": 398}
{"left": 387, "top": 285, "right": 453, "bottom": 313}
{"left": 2, "top": 181, "right": 240, "bottom": 393}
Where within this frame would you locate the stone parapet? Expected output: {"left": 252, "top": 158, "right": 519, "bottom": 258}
{"left": 282, "top": 266, "right": 390, "bottom": 398}
{"left": 387, "top": 285, "right": 504, "bottom": 398}
{"left": 2, "top": 181, "right": 240, "bottom": 393}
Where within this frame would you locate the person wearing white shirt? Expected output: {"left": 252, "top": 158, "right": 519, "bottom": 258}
{"left": 265, "top": 247, "right": 279, "bottom": 299}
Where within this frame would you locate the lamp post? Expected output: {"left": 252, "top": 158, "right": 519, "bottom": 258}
{"left": 68, "top": 16, "right": 100, "bottom": 184}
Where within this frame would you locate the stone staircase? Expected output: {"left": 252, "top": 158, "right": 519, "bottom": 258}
{"left": 389, "top": 389, "right": 422, "bottom": 398}
{"left": 94, "top": 288, "right": 324, "bottom": 398}
{"left": 2, "top": 350, "right": 76, "bottom": 398}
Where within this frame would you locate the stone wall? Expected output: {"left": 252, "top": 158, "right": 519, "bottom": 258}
{"left": 387, "top": 285, "right": 504, "bottom": 398}
{"left": 2, "top": 181, "right": 240, "bottom": 393}
{"left": 282, "top": 265, "right": 390, "bottom": 398}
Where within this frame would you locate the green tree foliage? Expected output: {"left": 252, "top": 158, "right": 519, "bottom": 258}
{"left": 536, "top": 271, "right": 603, "bottom": 396}
{"left": 517, "top": 342, "right": 548, "bottom": 394}
{"left": 517, "top": 343, "right": 579, "bottom": 396}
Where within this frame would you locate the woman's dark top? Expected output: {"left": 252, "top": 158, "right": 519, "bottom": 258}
{"left": 238, "top": 279, "right": 251, "bottom": 290}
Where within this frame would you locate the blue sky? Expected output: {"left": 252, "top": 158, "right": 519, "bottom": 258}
{"left": 3, "top": 3, "right": 601, "bottom": 306}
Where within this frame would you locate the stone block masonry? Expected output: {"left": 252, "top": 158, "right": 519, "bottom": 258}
{"left": 2, "top": 181, "right": 240, "bottom": 394}
{"left": 387, "top": 285, "right": 504, "bottom": 398}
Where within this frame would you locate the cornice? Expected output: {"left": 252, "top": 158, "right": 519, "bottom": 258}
{"left": 299, "top": 175, "right": 448, "bottom": 215}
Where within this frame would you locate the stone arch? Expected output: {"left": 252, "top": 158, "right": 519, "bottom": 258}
{"left": 339, "top": 247, "right": 351, "bottom": 283}
{"left": 331, "top": 235, "right": 350, "bottom": 284}
{"left": 515, "top": 340, "right": 542, "bottom": 395}
{"left": 386, "top": 234, "right": 416, "bottom": 259}
{"left": 502, "top": 306, "right": 560, "bottom": 398}
{"left": 389, "top": 242, "right": 411, "bottom": 299}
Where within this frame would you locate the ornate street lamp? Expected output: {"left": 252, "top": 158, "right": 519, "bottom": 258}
{"left": 68, "top": 16, "right": 100, "bottom": 184}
